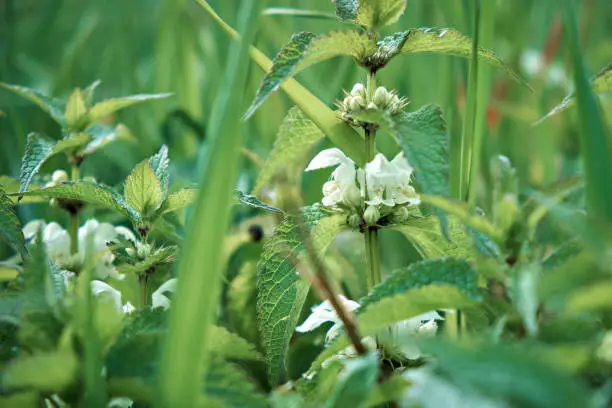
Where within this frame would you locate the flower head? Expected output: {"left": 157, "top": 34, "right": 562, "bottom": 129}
{"left": 306, "top": 148, "right": 362, "bottom": 208}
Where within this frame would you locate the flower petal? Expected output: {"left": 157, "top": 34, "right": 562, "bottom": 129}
{"left": 91, "top": 280, "right": 123, "bottom": 311}
{"left": 306, "top": 148, "right": 352, "bottom": 172}
{"left": 23, "top": 220, "right": 47, "bottom": 241}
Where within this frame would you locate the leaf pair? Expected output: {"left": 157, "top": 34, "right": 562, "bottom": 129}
{"left": 332, "top": 0, "right": 407, "bottom": 32}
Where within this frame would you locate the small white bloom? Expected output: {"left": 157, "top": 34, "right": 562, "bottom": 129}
{"left": 384, "top": 311, "right": 444, "bottom": 359}
{"left": 151, "top": 278, "right": 177, "bottom": 310}
{"left": 350, "top": 83, "right": 366, "bottom": 97}
{"left": 306, "top": 148, "right": 361, "bottom": 208}
{"left": 91, "top": 280, "right": 124, "bottom": 312}
{"left": 364, "top": 154, "right": 396, "bottom": 207}
{"left": 51, "top": 170, "right": 69, "bottom": 184}
{"left": 22, "top": 220, "right": 47, "bottom": 241}
{"left": 296, "top": 295, "right": 360, "bottom": 343}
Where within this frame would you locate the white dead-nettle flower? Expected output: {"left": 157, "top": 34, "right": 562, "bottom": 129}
{"left": 296, "top": 295, "right": 441, "bottom": 360}
{"left": 520, "top": 49, "right": 568, "bottom": 88}
{"left": 91, "top": 278, "right": 177, "bottom": 314}
{"left": 44, "top": 170, "right": 69, "bottom": 188}
{"left": 305, "top": 148, "right": 420, "bottom": 211}
{"left": 22, "top": 219, "right": 137, "bottom": 279}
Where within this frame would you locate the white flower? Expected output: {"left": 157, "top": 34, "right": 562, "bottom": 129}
{"left": 296, "top": 295, "right": 441, "bottom": 360}
{"left": 365, "top": 153, "right": 420, "bottom": 207}
{"left": 91, "top": 278, "right": 177, "bottom": 313}
{"left": 306, "top": 148, "right": 362, "bottom": 208}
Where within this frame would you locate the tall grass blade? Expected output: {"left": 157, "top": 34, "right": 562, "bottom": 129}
{"left": 156, "top": 0, "right": 264, "bottom": 406}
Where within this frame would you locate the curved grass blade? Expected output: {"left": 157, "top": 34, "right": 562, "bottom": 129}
{"left": 0, "top": 83, "right": 67, "bottom": 127}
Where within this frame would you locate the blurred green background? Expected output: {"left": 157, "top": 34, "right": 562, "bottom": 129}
{"left": 1, "top": 0, "right": 611, "bottom": 253}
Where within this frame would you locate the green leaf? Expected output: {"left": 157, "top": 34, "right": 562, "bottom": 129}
{"left": 389, "top": 106, "right": 449, "bottom": 198}
{"left": 361, "top": 31, "right": 410, "bottom": 70}
{"left": 257, "top": 205, "right": 343, "bottom": 385}
{"left": 332, "top": 0, "right": 358, "bottom": 21}
{"left": 19, "top": 133, "right": 55, "bottom": 193}
{"left": 80, "top": 123, "right": 133, "bottom": 156}
{"left": 253, "top": 106, "right": 324, "bottom": 195}
{"left": 2, "top": 349, "right": 78, "bottom": 392}
{"left": 55, "top": 133, "right": 94, "bottom": 154}
{"left": 116, "top": 246, "right": 177, "bottom": 275}
{"left": 419, "top": 340, "right": 591, "bottom": 408}
{"left": 399, "top": 28, "right": 530, "bottom": 89}
{"left": 245, "top": 31, "right": 375, "bottom": 119}
{"left": 156, "top": 188, "right": 198, "bottom": 215}
{"left": 88, "top": 93, "right": 172, "bottom": 124}
{"left": 0, "top": 188, "right": 26, "bottom": 258}
{"left": 511, "top": 264, "right": 540, "bottom": 337}
{"left": 326, "top": 352, "right": 379, "bottom": 408}
{"left": 65, "top": 88, "right": 89, "bottom": 131}
{"left": 125, "top": 161, "right": 164, "bottom": 218}
{"left": 355, "top": 0, "right": 407, "bottom": 31}
{"left": 235, "top": 191, "right": 283, "bottom": 214}
{"left": 204, "top": 358, "right": 268, "bottom": 408}
{"left": 15, "top": 181, "right": 139, "bottom": 222}
{"left": 209, "top": 326, "right": 263, "bottom": 362}
{"left": 0, "top": 82, "right": 67, "bottom": 127}
{"left": 359, "top": 258, "right": 481, "bottom": 310}
{"left": 148, "top": 145, "right": 170, "bottom": 197}
{"left": 420, "top": 195, "right": 504, "bottom": 243}
{"left": 537, "top": 62, "right": 612, "bottom": 124}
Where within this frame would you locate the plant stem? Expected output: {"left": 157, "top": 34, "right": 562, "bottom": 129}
{"left": 69, "top": 162, "right": 80, "bottom": 255}
{"left": 141, "top": 276, "right": 149, "bottom": 308}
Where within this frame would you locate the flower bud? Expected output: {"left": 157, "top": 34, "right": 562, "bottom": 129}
{"left": 50, "top": 198, "right": 60, "bottom": 208}
{"left": 349, "top": 96, "right": 363, "bottom": 112}
{"left": 366, "top": 102, "right": 377, "bottom": 110}
{"left": 343, "top": 186, "right": 362, "bottom": 208}
{"left": 51, "top": 170, "right": 69, "bottom": 184}
{"left": 350, "top": 83, "right": 366, "bottom": 97}
{"left": 137, "top": 243, "right": 152, "bottom": 259}
{"left": 364, "top": 205, "right": 380, "bottom": 226}
{"left": 347, "top": 213, "right": 361, "bottom": 229}
{"left": 390, "top": 206, "right": 410, "bottom": 224}
{"left": 373, "top": 86, "right": 389, "bottom": 108}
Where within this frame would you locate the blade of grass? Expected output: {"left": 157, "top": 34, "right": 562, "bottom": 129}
{"left": 263, "top": 7, "right": 337, "bottom": 20}
{"left": 155, "top": 0, "right": 265, "bottom": 406}
{"left": 561, "top": 0, "right": 612, "bottom": 222}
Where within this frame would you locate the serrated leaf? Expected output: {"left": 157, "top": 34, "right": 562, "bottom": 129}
{"left": 55, "top": 133, "right": 94, "bottom": 154}
{"left": 0, "top": 82, "right": 67, "bottom": 127}
{"left": 399, "top": 28, "right": 530, "bottom": 89}
{"left": 332, "top": 0, "right": 358, "bottom": 20}
{"left": 245, "top": 31, "right": 375, "bottom": 118}
{"left": 88, "top": 93, "right": 171, "bottom": 124}
{"left": 65, "top": 88, "right": 89, "bottom": 131}
{"left": 116, "top": 246, "right": 177, "bottom": 275}
{"left": 235, "top": 191, "right": 283, "bottom": 214}
{"left": 361, "top": 31, "right": 410, "bottom": 70}
{"left": 80, "top": 123, "right": 133, "bottom": 156}
{"left": 355, "top": 0, "right": 407, "bottom": 31}
{"left": 15, "top": 181, "right": 139, "bottom": 222}
{"left": 257, "top": 205, "right": 344, "bottom": 385}
{"left": 156, "top": 188, "right": 198, "bottom": 215}
{"left": 19, "top": 133, "right": 55, "bottom": 193}
{"left": 3, "top": 349, "right": 78, "bottom": 392}
{"left": 148, "top": 145, "right": 170, "bottom": 197}
{"left": 537, "top": 62, "right": 612, "bottom": 124}
{"left": 125, "top": 161, "right": 164, "bottom": 218}
{"left": 204, "top": 358, "right": 268, "bottom": 408}
{"left": 209, "top": 326, "right": 263, "bottom": 361}
{"left": 326, "top": 352, "right": 379, "bottom": 408}
{"left": 0, "top": 188, "right": 26, "bottom": 257}
{"left": 419, "top": 340, "right": 590, "bottom": 408}
{"left": 421, "top": 195, "right": 503, "bottom": 243}
{"left": 253, "top": 107, "right": 324, "bottom": 195}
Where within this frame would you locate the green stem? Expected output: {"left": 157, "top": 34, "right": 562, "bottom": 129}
{"left": 141, "top": 276, "right": 149, "bottom": 308}
{"left": 69, "top": 162, "right": 80, "bottom": 255}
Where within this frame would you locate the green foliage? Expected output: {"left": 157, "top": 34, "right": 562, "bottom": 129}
{"left": 333, "top": 0, "right": 407, "bottom": 31}
{"left": 124, "top": 161, "right": 164, "bottom": 217}
{"left": 0, "top": 82, "right": 67, "bottom": 127}
{"left": 0, "top": 187, "right": 26, "bottom": 258}
{"left": 253, "top": 106, "right": 324, "bottom": 195}
{"left": 325, "top": 352, "right": 379, "bottom": 408}
{"left": 235, "top": 191, "right": 284, "bottom": 214}
{"left": 209, "top": 325, "right": 263, "bottom": 362}
{"left": 2, "top": 349, "right": 78, "bottom": 393}
{"left": 19, "top": 133, "right": 55, "bottom": 193}
{"left": 257, "top": 205, "right": 343, "bottom": 385}
{"left": 204, "top": 358, "right": 268, "bottom": 408}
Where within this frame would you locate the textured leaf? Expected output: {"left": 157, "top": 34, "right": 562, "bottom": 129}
{"left": 88, "top": 93, "right": 171, "bottom": 124}
{"left": 15, "top": 181, "right": 139, "bottom": 222}
{"left": 65, "top": 88, "right": 89, "bottom": 131}
{"left": 326, "top": 352, "right": 379, "bottom": 408}
{"left": 235, "top": 191, "right": 283, "bottom": 214}
{"left": 0, "top": 188, "right": 26, "bottom": 257}
{"left": 80, "top": 123, "right": 133, "bottom": 156}
{"left": 392, "top": 216, "right": 475, "bottom": 260}
{"left": 388, "top": 105, "right": 449, "bottom": 224}
{"left": 421, "top": 195, "right": 503, "bottom": 243}
{"left": 148, "top": 145, "right": 170, "bottom": 197}
{"left": 419, "top": 340, "right": 591, "bottom": 408}
{"left": 0, "top": 82, "right": 67, "bottom": 126}
{"left": 537, "top": 62, "right": 612, "bottom": 124}
{"left": 3, "top": 349, "right": 78, "bottom": 392}
{"left": 209, "top": 326, "right": 263, "bottom": 361}
{"left": 124, "top": 161, "right": 164, "bottom": 217}
{"left": 253, "top": 107, "right": 324, "bottom": 194}
{"left": 204, "top": 359, "right": 268, "bottom": 408}
{"left": 332, "top": 0, "right": 358, "bottom": 20}
{"left": 245, "top": 31, "right": 374, "bottom": 118}
{"left": 116, "top": 246, "right": 177, "bottom": 275}
{"left": 156, "top": 188, "right": 198, "bottom": 215}
{"left": 256, "top": 205, "right": 342, "bottom": 385}
{"left": 399, "top": 28, "right": 530, "bottom": 89}
{"left": 361, "top": 31, "right": 410, "bottom": 70}
{"left": 355, "top": 0, "right": 407, "bottom": 31}
{"left": 54, "top": 133, "right": 94, "bottom": 154}
{"left": 19, "top": 133, "right": 55, "bottom": 193}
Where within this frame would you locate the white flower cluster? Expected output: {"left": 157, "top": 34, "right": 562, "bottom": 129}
{"left": 305, "top": 148, "right": 420, "bottom": 225}
{"left": 339, "top": 83, "right": 407, "bottom": 115}
{"left": 92, "top": 278, "right": 177, "bottom": 314}
{"left": 23, "top": 219, "right": 135, "bottom": 279}
{"left": 296, "top": 294, "right": 443, "bottom": 360}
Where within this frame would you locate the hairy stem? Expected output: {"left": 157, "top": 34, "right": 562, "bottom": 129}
{"left": 69, "top": 162, "right": 80, "bottom": 255}
{"left": 141, "top": 276, "right": 149, "bottom": 308}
